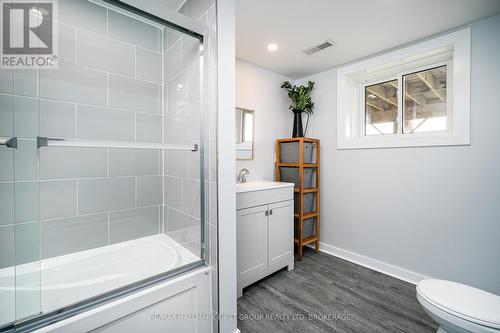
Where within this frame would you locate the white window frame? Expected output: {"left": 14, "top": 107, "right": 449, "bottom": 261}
{"left": 337, "top": 28, "right": 470, "bottom": 149}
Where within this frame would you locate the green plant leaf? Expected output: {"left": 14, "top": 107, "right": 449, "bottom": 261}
{"left": 281, "top": 80, "right": 315, "bottom": 114}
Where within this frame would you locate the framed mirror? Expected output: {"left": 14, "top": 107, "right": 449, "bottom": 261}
{"left": 235, "top": 107, "right": 254, "bottom": 160}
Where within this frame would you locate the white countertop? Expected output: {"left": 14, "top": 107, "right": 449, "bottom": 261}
{"left": 236, "top": 181, "right": 294, "bottom": 193}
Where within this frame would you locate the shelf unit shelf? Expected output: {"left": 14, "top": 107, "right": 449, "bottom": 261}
{"left": 276, "top": 137, "right": 320, "bottom": 261}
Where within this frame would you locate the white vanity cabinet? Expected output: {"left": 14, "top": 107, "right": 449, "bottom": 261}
{"left": 236, "top": 182, "right": 295, "bottom": 297}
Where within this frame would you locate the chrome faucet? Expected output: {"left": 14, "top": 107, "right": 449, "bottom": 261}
{"left": 237, "top": 168, "right": 250, "bottom": 183}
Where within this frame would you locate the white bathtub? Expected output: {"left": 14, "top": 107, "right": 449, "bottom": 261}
{"left": 0, "top": 234, "right": 202, "bottom": 328}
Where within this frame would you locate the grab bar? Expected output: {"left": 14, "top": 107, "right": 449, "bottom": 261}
{"left": 36, "top": 137, "right": 198, "bottom": 152}
{"left": 0, "top": 137, "right": 17, "bottom": 149}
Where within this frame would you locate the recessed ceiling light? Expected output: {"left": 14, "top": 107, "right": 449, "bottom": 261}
{"left": 176, "top": 84, "right": 184, "bottom": 91}
{"left": 267, "top": 43, "right": 278, "bottom": 52}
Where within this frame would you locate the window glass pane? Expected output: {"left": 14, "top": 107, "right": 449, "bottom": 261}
{"left": 403, "top": 65, "right": 447, "bottom": 133}
{"left": 365, "top": 79, "right": 398, "bottom": 135}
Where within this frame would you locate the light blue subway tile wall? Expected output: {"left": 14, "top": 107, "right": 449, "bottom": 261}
{"left": 108, "top": 11, "right": 159, "bottom": 52}
{"left": 0, "top": 183, "right": 14, "bottom": 226}
{"left": 136, "top": 113, "right": 162, "bottom": 143}
{"left": 182, "top": 37, "right": 200, "bottom": 69}
{"left": 14, "top": 182, "right": 39, "bottom": 223}
{"left": 182, "top": 179, "right": 200, "bottom": 219}
{"left": 77, "top": 30, "right": 135, "bottom": 77}
{"left": 40, "top": 147, "right": 107, "bottom": 179}
{"left": 165, "top": 176, "right": 182, "bottom": 211}
{"left": 59, "top": 0, "right": 107, "bottom": 34}
{"left": 108, "top": 74, "right": 159, "bottom": 113}
{"left": 188, "top": 152, "right": 200, "bottom": 180}
{"left": 0, "top": 94, "right": 13, "bottom": 136}
{"left": 164, "top": 28, "right": 182, "bottom": 52}
{"left": 39, "top": 100, "right": 76, "bottom": 138}
{"left": 109, "top": 206, "right": 159, "bottom": 244}
{"left": 39, "top": 62, "right": 107, "bottom": 105}
{"left": 78, "top": 177, "right": 135, "bottom": 214}
{"left": 13, "top": 97, "right": 38, "bottom": 138}
{"left": 0, "top": 70, "right": 37, "bottom": 97}
{"left": 39, "top": 180, "right": 76, "bottom": 220}
{"left": 0, "top": 148, "right": 14, "bottom": 181}
{"left": 15, "top": 222, "right": 40, "bottom": 265}
{"left": 166, "top": 208, "right": 189, "bottom": 240}
{"left": 136, "top": 48, "right": 162, "bottom": 83}
{"left": 41, "top": 214, "right": 108, "bottom": 259}
{"left": 109, "top": 149, "right": 159, "bottom": 176}
{"left": 58, "top": 23, "right": 76, "bottom": 64}
{"left": 187, "top": 65, "right": 201, "bottom": 102}
{"left": 137, "top": 176, "right": 162, "bottom": 207}
{"left": 182, "top": 117, "right": 200, "bottom": 143}
{"left": 14, "top": 140, "right": 37, "bottom": 180}
{"left": 164, "top": 115, "right": 183, "bottom": 144}
{"left": 164, "top": 40, "right": 182, "bottom": 81}
{"left": 167, "top": 150, "right": 188, "bottom": 177}
{"left": 0, "top": 2, "right": 217, "bottom": 262}
{"left": 0, "top": 225, "right": 14, "bottom": 268}
{"left": 167, "top": 72, "right": 188, "bottom": 112}
{"left": 13, "top": 70, "right": 37, "bottom": 97}
{"left": 186, "top": 216, "right": 200, "bottom": 241}
{"left": 77, "top": 105, "right": 135, "bottom": 141}
{"left": 0, "top": 70, "right": 11, "bottom": 94}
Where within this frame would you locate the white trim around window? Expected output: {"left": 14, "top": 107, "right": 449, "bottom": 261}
{"left": 337, "top": 28, "right": 470, "bottom": 149}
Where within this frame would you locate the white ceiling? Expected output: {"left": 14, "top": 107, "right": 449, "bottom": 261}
{"left": 236, "top": 0, "right": 500, "bottom": 79}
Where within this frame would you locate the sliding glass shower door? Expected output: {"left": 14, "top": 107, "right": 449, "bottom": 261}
{"left": 0, "top": 73, "right": 42, "bottom": 326}
{"left": 0, "top": 0, "right": 206, "bottom": 328}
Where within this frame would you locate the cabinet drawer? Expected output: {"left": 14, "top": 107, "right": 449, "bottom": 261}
{"left": 236, "top": 186, "right": 293, "bottom": 210}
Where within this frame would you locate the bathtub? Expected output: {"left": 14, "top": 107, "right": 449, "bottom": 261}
{"left": 1, "top": 234, "right": 211, "bottom": 332}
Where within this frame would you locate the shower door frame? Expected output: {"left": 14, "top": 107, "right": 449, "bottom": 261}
{"left": 0, "top": 1, "right": 209, "bottom": 332}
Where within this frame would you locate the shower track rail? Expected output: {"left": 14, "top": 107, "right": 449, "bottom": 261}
{"left": 36, "top": 137, "right": 199, "bottom": 152}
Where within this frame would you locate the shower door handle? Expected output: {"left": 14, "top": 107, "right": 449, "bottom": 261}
{"left": 0, "top": 137, "right": 17, "bottom": 149}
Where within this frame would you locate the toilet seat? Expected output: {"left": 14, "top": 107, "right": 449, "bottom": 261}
{"left": 417, "top": 279, "right": 500, "bottom": 330}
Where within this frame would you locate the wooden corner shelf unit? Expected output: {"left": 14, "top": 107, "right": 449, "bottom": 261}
{"left": 276, "top": 137, "right": 320, "bottom": 261}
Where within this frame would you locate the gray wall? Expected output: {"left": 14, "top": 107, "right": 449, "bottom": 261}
{"left": 298, "top": 14, "right": 500, "bottom": 294}
{"left": 235, "top": 59, "right": 292, "bottom": 181}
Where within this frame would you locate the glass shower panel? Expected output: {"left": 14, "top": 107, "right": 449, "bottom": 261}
{"left": 1, "top": 67, "right": 42, "bottom": 326}
{"left": 35, "top": 0, "right": 203, "bottom": 320}
{"left": 0, "top": 92, "right": 16, "bottom": 327}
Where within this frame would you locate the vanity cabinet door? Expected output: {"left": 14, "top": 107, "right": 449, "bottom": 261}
{"left": 268, "top": 200, "right": 293, "bottom": 268}
{"left": 236, "top": 205, "right": 268, "bottom": 287}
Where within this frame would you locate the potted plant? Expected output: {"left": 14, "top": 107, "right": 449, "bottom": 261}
{"left": 281, "top": 80, "right": 315, "bottom": 137}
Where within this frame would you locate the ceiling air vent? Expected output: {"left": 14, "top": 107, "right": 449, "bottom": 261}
{"left": 303, "top": 40, "right": 335, "bottom": 55}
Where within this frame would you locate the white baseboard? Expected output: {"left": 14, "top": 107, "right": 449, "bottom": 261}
{"left": 310, "top": 242, "right": 429, "bottom": 285}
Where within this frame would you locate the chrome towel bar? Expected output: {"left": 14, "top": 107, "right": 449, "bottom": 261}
{"left": 36, "top": 137, "right": 198, "bottom": 152}
{"left": 0, "top": 137, "right": 17, "bottom": 149}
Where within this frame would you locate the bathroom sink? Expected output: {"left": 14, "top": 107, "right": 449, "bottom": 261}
{"left": 236, "top": 181, "right": 294, "bottom": 193}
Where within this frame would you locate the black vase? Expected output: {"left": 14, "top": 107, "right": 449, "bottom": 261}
{"left": 292, "top": 109, "right": 304, "bottom": 138}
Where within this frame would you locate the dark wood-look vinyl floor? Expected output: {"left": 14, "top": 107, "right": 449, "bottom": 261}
{"left": 237, "top": 248, "right": 438, "bottom": 333}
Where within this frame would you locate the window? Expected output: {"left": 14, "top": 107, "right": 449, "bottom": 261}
{"left": 403, "top": 66, "right": 447, "bottom": 134}
{"left": 363, "top": 65, "right": 449, "bottom": 137}
{"left": 365, "top": 79, "right": 399, "bottom": 135}
{"left": 337, "top": 28, "right": 470, "bottom": 149}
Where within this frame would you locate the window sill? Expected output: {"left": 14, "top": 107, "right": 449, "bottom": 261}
{"left": 337, "top": 132, "right": 470, "bottom": 150}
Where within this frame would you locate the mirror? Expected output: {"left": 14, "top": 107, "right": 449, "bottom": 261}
{"left": 235, "top": 107, "right": 254, "bottom": 160}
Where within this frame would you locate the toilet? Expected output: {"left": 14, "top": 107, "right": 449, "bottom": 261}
{"left": 416, "top": 279, "right": 500, "bottom": 333}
